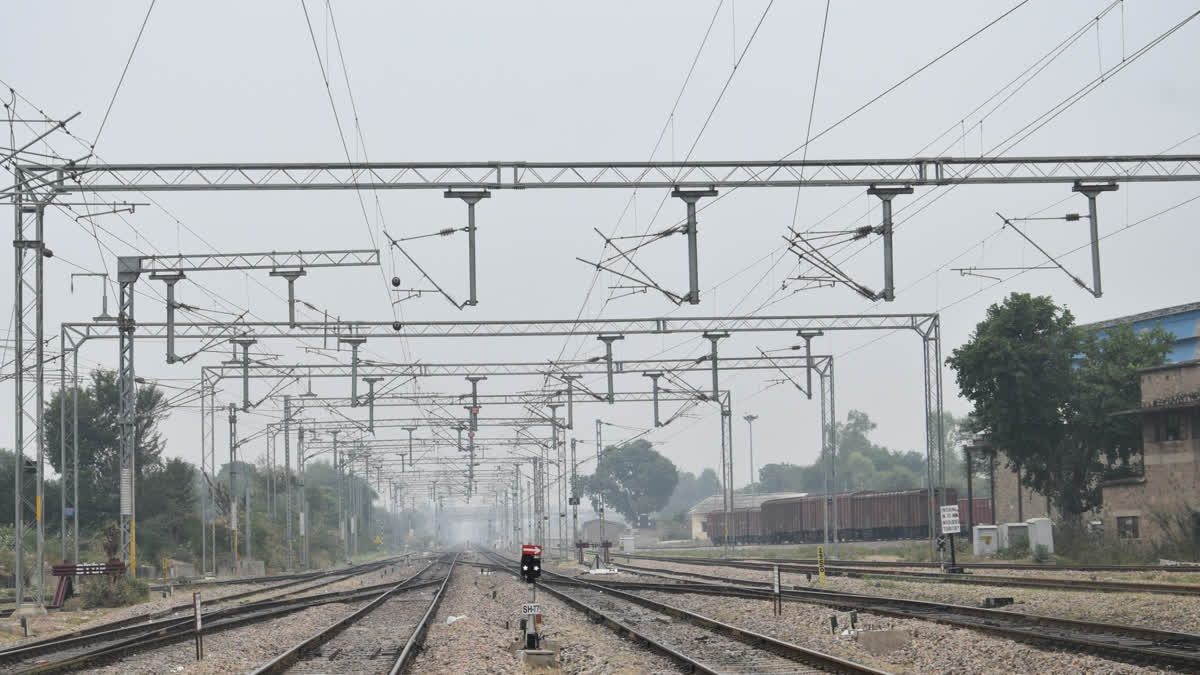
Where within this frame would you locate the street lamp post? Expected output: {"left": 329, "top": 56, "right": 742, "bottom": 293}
{"left": 743, "top": 414, "right": 758, "bottom": 494}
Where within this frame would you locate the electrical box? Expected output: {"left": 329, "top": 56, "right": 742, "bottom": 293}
{"left": 1025, "top": 517, "right": 1054, "bottom": 555}
{"left": 998, "top": 523, "right": 1029, "bottom": 550}
{"left": 972, "top": 525, "right": 999, "bottom": 556}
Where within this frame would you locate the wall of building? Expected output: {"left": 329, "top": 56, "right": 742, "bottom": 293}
{"left": 1099, "top": 363, "right": 1200, "bottom": 543}
{"left": 991, "top": 460, "right": 1052, "bottom": 525}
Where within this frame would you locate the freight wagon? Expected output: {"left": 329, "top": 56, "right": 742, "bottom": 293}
{"left": 704, "top": 508, "right": 762, "bottom": 545}
{"left": 709, "top": 488, "right": 959, "bottom": 545}
{"left": 957, "top": 497, "right": 994, "bottom": 527}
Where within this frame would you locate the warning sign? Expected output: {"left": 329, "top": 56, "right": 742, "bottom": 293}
{"left": 940, "top": 505, "right": 961, "bottom": 535}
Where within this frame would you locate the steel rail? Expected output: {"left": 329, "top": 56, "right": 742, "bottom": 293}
{"left": 390, "top": 554, "right": 459, "bottom": 674}
{"left": 250, "top": 553, "right": 458, "bottom": 674}
{"left": 724, "top": 556, "right": 1200, "bottom": 573}
{"left": 5, "top": 559, "right": 423, "bottom": 673}
{"left": 482, "top": 551, "right": 885, "bottom": 675}
{"left": 0, "top": 556, "right": 404, "bottom": 662}
{"left": 618, "top": 554, "right": 1200, "bottom": 596}
{"left": 596, "top": 560, "right": 1200, "bottom": 671}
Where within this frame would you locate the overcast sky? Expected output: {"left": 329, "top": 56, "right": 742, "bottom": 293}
{"left": 3, "top": 1, "right": 1199, "bottom": 508}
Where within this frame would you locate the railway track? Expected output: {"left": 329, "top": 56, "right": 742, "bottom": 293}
{"left": 0, "top": 557, "right": 427, "bottom": 674}
{"left": 483, "top": 551, "right": 885, "bottom": 675}
{"left": 619, "top": 553, "right": 1200, "bottom": 596}
{"left": 0, "top": 555, "right": 405, "bottom": 670}
{"left": 592, "top": 559, "right": 1200, "bottom": 671}
{"left": 252, "top": 553, "right": 459, "bottom": 674}
{"left": 718, "top": 555, "right": 1200, "bottom": 574}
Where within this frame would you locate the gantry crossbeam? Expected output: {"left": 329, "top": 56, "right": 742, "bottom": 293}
{"left": 14, "top": 155, "right": 1200, "bottom": 193}
{"left": 125, "top": 249, "right": 379, "bottom": 275}
{"left": 64, "top": 313, "right": 933, "bottom": 345}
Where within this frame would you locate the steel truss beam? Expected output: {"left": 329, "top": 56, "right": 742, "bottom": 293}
{"left": 64, "top": 313, "right": 936, "bottom": 344}
{"left": 200, "top": 354, "right": 822, "bottom": 381}
{"left": 15, "top": 155, "right": 1200, "bottom": 193}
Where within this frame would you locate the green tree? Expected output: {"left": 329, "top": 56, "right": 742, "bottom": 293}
{"left": 658, "top": 467, "right": 720, "bottom": 517}
{"left": 137, "top": 457, "right": 200, "bottom": 562}
{"left": 948, "top": 293, "right": 1171, "bottom": 519}
{"left": 44, "top": 370, "right": 168, "bottom": 531}
{"left": 584, "top": 439, "right": 678, "bottom": 522}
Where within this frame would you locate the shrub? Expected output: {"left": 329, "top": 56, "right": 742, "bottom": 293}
{"left": 1149, "top": 505, "right": 1200, "bottom": 563}
{"left": 997, "top": 534, "right": 1030, "bottom": 560}
{"left": 80, "top": 576, "right": 150, "bottom": 609}
{"left": 1032, "top": 543, "right": 1052, "bottom": 563}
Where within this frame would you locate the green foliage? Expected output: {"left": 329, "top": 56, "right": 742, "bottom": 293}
{"left": 80, "top": 575, "right": 149, "bottom": 608}
{"left": 583, "top": 439, "right": 678, "bottom": 523}
{"left": 44, "top": 370, "right": 167, "bottom": 531}
{"left": 750, "top": 410, "right": 984, "bottom": 495}
{"left": 658, "top": 467, "right": 720, "bottom": 517}
{"left": 948, "top": 293, "right": 1172, "bottom": 518}
{"left": 997, "top": 532, "right": 1030, "bottom": 560}
{"left": 0, "top": 449, "right": 63, "bottom": 529}
{"left": 1148, "top": 505, "right": 1200, "bottom": 562}
{"left": 1032, "top": 543, "right": 1052, "bottom": 563}
{"left": 33, "top": 368, "right": 415, "bottom": 576}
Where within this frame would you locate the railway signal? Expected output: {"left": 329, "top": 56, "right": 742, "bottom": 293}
{"left": 520, "top": 544, "right": 542, "bottom": 582}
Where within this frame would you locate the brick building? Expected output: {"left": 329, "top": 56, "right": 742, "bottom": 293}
{"left": 982, "top": 301, "right": 1200, "bottom": 532}
{"left": 1102, "top": 360, "right": 1200, "bottom": 542}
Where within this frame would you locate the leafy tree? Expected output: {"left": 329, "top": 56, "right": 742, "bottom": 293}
{"left": 44, "top": 370, "right": 168, "bottom": 531}
{"left": 659, "top": 467, "right": 721, "bottom": 517}
{"left": 948, "top": 293, "right": 1171, "bottom": 519}
{"left": 583, "top": 439, "right": 678, "bottom": 522}
{"left": 137, "top": 458, "right": 200, "bottom": 562}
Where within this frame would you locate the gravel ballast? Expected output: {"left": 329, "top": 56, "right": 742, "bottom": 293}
{"left": 411, "top": 561, "right": 686, "bottom": 674}
{"left": 616, "top": 557, "right": 1200, "bottom": 634}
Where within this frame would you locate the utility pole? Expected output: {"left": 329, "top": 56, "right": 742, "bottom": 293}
{"left": 228, "top": 403, "right": 238, "bottom": 572}
{"left": 283, "top": 395, "right": 293, "bottom": 571}
{"left": 570, "top": 437, "right": 579, "bottom": 551}
{"left": 595, "top": 420, "right": 606, "bottom": 555}
{"left": 743, "top": 414, "right": 758, "bottom": 493}
{"left": 549, "top": 404, "right": 563, "bottom": 560}
{"left": 298, "top": 426, "right": 309, "bottom": 569}
{"left": 332, "top": 430, "right": 343, "bottom": 562}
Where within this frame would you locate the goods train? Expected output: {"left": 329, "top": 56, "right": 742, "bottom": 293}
{"left": 707, "top": 489, "right": 992, "bottom": 545}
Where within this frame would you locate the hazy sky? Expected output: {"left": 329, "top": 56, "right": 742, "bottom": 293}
{"left": 3, "top": 1, "right": 1199, "bottom": 507}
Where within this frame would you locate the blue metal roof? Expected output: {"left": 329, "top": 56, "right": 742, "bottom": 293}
{"left": 1081, "top": 301, "right": 1200, "bottom": 363}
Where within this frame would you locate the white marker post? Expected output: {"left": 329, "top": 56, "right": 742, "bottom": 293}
{"left": 772, "top": 565, "right": 782, "bottom": 616}
{"left": 193, "top": 592, "right": 203, "bottom": 660}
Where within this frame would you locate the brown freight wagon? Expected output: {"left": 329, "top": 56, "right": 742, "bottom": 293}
{"left": 757, "top": 488, "right": 959, "bottom": 544}
{"left": 706, "top": 508, "right": 762, "bottom": 545}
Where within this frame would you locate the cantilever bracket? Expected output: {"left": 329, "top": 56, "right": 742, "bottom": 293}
{"left": 670, "top": 187, "right": 718, "bottom": 305}
{"left": 867, "top": 185, "right": 914, "bottom": 302}
{"left": 444, "top": 190, "right": 491, "bottom": 307}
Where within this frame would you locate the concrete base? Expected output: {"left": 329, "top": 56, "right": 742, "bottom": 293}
{"left": 857, "top": 629, "right": 908, "bottom": 656}
{"left": 516, "top": 649, "right": 557, "bottom": 668}
{"left": 11, "top": 603, "right": 47, "bottom": 617}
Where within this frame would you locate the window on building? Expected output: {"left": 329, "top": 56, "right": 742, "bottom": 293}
{"left": 1117, "top": 516, "right": 1140, "bottom": 539}
{"left": 1155, "top": 413, "right": 1185, "bottom": 442}
{"left": 700, "top": 521, "right": 707, "bottom": 532}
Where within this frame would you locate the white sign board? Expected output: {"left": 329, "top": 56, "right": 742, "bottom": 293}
{"left": 521, "top": 603, "right": 541, "bottom": 615}
{"left": 940, "top": 505, "right": 961, "bottom": 534}
{"left": 193, "top": 592, "right": 202, "bottom": 631}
